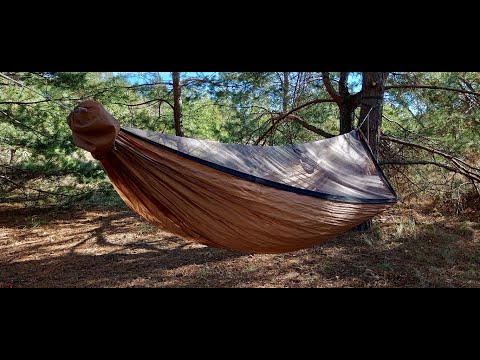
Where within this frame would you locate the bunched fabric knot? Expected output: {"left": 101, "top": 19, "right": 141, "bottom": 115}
{"left": 67, "top": 100, "right": 120, "bottom": 160}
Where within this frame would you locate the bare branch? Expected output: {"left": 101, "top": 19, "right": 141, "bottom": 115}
{"left": 112, "top": 99, "right": 174, "bottom": 109}
{"left": 459, "top": 77, "right": 480, "bottom": 107}
{"left": 380, "top": 160, "right": 459, "bottom": 173}
{"left": 286, "top": 114, "right": 334, "bottom": 138}
{"left": 385, "top": 84, "right": 480, "bottom": 97}
{"left": 254, "top": 98, "right": 336, "bottom": 145}
{"left": 382, "top": 114, "right": 432, "bottom": 143}
{"left": 0, "top": 110, "right": 48, "bottom": 137}
{"left": 321, "top": 72, "right": 341, "bottom": 103}
{"left": 181, "top": 77, "right": 243, "bottom": 89}
{"left": 245, "top": 112, "right": 272, "bottom": 144}
{"left": 124, "top": 82, "right": 173, "bottom": 88}
{"left": 0, "top": 99, "right": 52, "bottom": 105}
{"left": 0, "top": 175, "right": 83, "bottom": 198}
{"left": 382, "top": 135, "right": 480, "bottom": 182}
{"left": 382, "top": 135, "right": 471, "bottom": 168}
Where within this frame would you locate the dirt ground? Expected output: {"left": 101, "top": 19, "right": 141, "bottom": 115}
{"left": 1, "top": 202, "right": 479, "bottom": 288}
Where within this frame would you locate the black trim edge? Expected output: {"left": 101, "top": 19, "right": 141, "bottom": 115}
{"left": 120, "top": 128, "right": 398, "bottom": 204}
{"left": 356, "top": 129, "right": 399, "bottom": 201}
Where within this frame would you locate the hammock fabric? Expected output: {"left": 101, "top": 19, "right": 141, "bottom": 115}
{"left": 67, "top": 100, "right": 397, "bottom": 253}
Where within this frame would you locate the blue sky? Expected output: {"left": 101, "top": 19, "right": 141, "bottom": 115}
{"left": 348, "top": 72, "right": 363, "bottom": 93}
{"left": 119, "top": 72, "right": 364, "bottom": 93}
{"left": 117, "top": 72, "right": 215, "bottom": 84}
{"left": 116, "top": 72, "right": 413, "bottom": 114}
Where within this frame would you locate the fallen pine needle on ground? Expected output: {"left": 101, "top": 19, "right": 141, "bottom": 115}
{"left": 0, "top": 202, "right": 479, "bottom": 288}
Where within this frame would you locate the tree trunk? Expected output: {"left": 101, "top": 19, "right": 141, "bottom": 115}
{"left": 356, "top": 72, "right": 388, "bottom": 231}
{"left": 359, "top": 72, "right": 388, "bottom": 158}
{"left": 339, "top": 98, "right": 357, "bottom": 134}
{"left": 279, "top": 72, "right": 290, "bottom": 144}
{"left": 283, "top": 72, "right": 289, "bottom": 113}
{"left": 338, "top": 73, "right": 358, "bottom": 134}
{"left": 9, "top": 149, "right": 16, "bottom": 165}
{"left": 172, "top": 72, "right": 184, "bottom": 137}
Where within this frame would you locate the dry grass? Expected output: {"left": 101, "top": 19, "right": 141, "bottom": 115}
{"left": 0, "top": 201, "right": 479, "bottom": 288}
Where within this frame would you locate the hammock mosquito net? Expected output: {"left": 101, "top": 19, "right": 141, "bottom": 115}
{"left": 67, "top": 100, "right": 397, "bottom": 253}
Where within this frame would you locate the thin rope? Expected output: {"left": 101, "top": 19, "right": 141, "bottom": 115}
{"left": 356, "top": 104, "right": 377, "bottom": 130}
{"left": 367, "top": 115, "right": 370, "bottom": 143}
{"left": 0, "top": 72, "right": 83, "bottom": 113}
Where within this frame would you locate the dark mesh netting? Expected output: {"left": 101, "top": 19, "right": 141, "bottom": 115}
{"left": 123, "top": 128, "right": 396, "bottom": 203}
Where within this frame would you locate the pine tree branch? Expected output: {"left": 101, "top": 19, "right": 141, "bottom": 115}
{"left": 181, "top": 77, "right": 243, "bottom": 88}
{"left": 286, "top": 114, "right": 334, "bottom": 138}
{"left": 382, "top": 135, "right": 475, "bottom": 169}
{"left": 254, "top": 98, "right": 335, "bottom": 145}
{"left": 321, "top": 72, "right": 342, "bottom": 103}
{"left": 380, "top": 160, "right": 459, "bottom": 173}
{"left": 0, "top": 99, "right": 52, "bottom": 105}
{"left": 112, "top": 99, "right": 174, "bottom": 109}
{"left": 385, "top": 84, "right": 480, "bottom": 97}
{"left": 123, "top": 82, "right": 173, "bottom": 88}
{"left": 0, "top": 175, "right": 84, "bottom": 198}
{"left": 0, "top": 110, "right": 48, "bottom": 137}
{"left": 381, "top": 135, "right": 480, "bottom": 182}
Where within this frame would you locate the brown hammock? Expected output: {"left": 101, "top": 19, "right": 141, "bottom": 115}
{"left": 67, "top": 100, "right": 397, "bottom": 253}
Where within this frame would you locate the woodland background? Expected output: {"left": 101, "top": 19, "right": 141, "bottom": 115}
{"left": 1, "top": 72, "right": 479, "bottom": 288}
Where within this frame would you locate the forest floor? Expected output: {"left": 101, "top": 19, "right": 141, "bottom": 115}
{"left": 1, "top": 200, "right": 479, "bottom": 288}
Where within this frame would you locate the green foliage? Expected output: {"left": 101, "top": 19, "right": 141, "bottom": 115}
{"left": 381, "top": 72, "right": 480, "bottom": 208}
{"left": 1, "top": 72, "right": 479, "bottom": 209}
{"left": 385, "top": 72, "right": 480, "bottom": 153}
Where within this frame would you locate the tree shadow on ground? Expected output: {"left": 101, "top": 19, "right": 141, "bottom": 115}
{"left": 1, "top": 205, "right": 479, "bottom": 287}
{"left": 0, "top": 205, "right": 249, "bottom": 287}
{"left": 0, "top": 246, "right": 248, "bottom": 288}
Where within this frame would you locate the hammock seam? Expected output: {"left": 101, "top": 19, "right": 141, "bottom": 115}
{"left": 120, "top": 128, "right": 398, "bottom": 204}
{"left": 357, "top": 129, "right": 398, "bottom": 200}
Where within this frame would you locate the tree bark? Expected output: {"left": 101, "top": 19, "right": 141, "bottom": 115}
{"left": 339, "top": 97, "right": 358, "bottom": 134}
{"left": 172, "top": 72, "right": 184, "bottom": 137}
{"left": 283, "top": 72, "right": 289, "bottom": 113}
{"left": 9, "top": 149, "right": 16, "bottom": 165}
{"left": 359, "top": 72, "right": 388, "bottom": 158}
{"left": 328, "top": 72, "right": 361, "bottom": 135}
{"left": 357, "top": 72, "right": 388, "bottom": 231}
{"left": 279, "top": 72, "right": 290, "bottom": 144}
